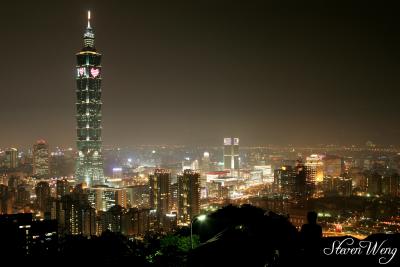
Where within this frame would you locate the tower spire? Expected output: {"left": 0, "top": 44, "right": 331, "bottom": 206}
{"left": 83, "top": 10, "right": 95, "bottom": 48}
{"left": 87, "top": 10, "right": 91, "bottom": 29}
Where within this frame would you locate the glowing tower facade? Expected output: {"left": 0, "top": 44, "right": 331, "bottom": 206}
{"left": 75, "top": 11, "right": 104, "bottom": 186}
{"left": 223, "top": 137, "right": 240, "bottom": 177}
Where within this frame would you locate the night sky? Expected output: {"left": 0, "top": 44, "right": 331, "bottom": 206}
{"left": 0, "top": 0, "right": 399, "bottom": 148}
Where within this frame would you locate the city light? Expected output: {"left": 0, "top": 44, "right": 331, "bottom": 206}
{"left": 197, "top": 214, "right": 207, "bottom": 222}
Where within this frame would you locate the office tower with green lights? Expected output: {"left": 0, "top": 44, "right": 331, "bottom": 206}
{"left": 75, "top": 11, "right": 104, "bottom": 186}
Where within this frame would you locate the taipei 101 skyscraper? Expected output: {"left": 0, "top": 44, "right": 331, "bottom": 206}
{"left": 75, "top": 11, "right": 104, "bottom": 186}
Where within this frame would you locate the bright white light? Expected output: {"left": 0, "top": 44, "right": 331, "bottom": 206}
{"left": 197, "top": 214, "right": 207, "bottom": 222}
{"left": 152, "top": 150, "right": 156, "bottom": 154}
{"left": 224, "top": 138, "right": 232, "bottom": 145}
{"left": 128, "top": 158, "right": 132, "bottom": 163}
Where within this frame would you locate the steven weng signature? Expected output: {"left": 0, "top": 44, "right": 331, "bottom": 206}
{"left": 323, "top": 237, "right": 397, "bottom": 264}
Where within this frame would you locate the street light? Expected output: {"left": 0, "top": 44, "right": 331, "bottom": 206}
{"left": 190, "top": 214, "right": 207, "bottom": 249}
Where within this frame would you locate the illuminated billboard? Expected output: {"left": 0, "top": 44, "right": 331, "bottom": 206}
{"left": 234, "top": 138, "right": 239, "bottom": 145}
{"left": 224, "top": 138, "right": 232, "bottom": 145}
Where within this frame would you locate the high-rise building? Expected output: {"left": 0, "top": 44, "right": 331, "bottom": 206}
{"left": 201, "top": 152, "right": 211, "bottom": 172}
{"left": 100, "top": 205, "right": 125, "bottom": 233}
{"left": 304, "top": 154, "right": 324, "bottom": 198}
{"left": 75, "top": 11, "right": 104, "bottom": 187}
{"left": 81, "top": 205, "right": 96, "bottom": 236}
{"left": 223, "top": 138, "right": 239, "bottom": 177}
{"left": 56, "top": 179, "right": 70, "bottom": 199}
{"left": 126, "top": 185, "right": 149, "bottom": 208}
{"left": 35, "top": 181, "right": 50, "bottom": 214}
{"left": 149, "top": 169, "right": 171, "bottom": 221}
{"left": 170, "top": 182, "right": 178, "bottom": 211}
{"left": 5, "top": 148, "right": 18, "bottom": 169}
{"left": 122, "top": 208, "right": 151, "bottom": 236}
{"left": 382, "top": 173, "right": 400, "bottom": 197}
{"left": 57, "top": 195, "right": 95, "bottom": 236}
{"left": 274, "top": 165, "right": 296, "bottom": 197}
{"left": 305, "top": 154, "right": 324, "bottom": 183}
{"left": 16, "top": 184, "right": 30, "bottom": 207}
{"left": 200, "top": 152, "right": 211, "bottom": 187}
{"left": 323, "top": 176, "right": 352, "bottom": 197}
{"left": 293, "top": 161, "right": 307, "bottom": 206}
{"left": 115, "top": 188, "right": 128, "bottom": 208}
{"left": 88, "top": 185, "right": 116, "bottom": 212}
{"left": 367, "top": 172, "right": 382, "bottom": 195}
{"left": 323, "top": 155, "right": 343, "bottom": 177}
{"left": 33, "top": 140, "right": 50, "bottom": 178}
{"left": 0, "top": 184, "right": 13, "bottom": 214}
{"left": 8, "top": 175, "right": 19, "bottom": 191}
{"left": 177, "top": 169, "right": 200, "bottom": 223}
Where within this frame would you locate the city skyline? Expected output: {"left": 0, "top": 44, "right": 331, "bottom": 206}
{"left": 0, "top": 2, "right": 399, "bottom": 264}
{"left": 0, "top": 0, "right": 400, "bottom": 148}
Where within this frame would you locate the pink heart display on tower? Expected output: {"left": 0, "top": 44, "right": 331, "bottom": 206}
{"left": 90, "top": 68, "right": 100, "bottom": 78}
{"left": 79, "top": 67, "right": 85, "bottom": 76}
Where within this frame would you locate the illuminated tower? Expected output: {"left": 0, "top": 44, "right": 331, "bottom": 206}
{"left": 5, "top": 148, "right": 18, "bottom": 169}
{"left": 33, "top": 140, "right": 50, "bottom": 178}
{"left": 75, "top": 11, "right": 104, "bottom": 186}
{"left": 223, "top": 137, "right": 240, "bottom": 177}
{"left": 149, "top": 169, "right": 171, "bottom": 216}
{"left": 177, "top": 169, "right": 200, "bottom": 223}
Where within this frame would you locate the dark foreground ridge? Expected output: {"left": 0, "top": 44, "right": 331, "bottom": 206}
{"left": 1, "top": 205, "right": 399, "bottom": 267}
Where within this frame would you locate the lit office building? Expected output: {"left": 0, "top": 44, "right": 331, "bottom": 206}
{"left": 323, "top": 176, "right": 352, "bottom": 197}
{"left": 115, "top": 188, "right": 128, "bottom": 208}
{"left": 149, "top": 169, "right": 171, "bottom": 218}
{"left": 5, "top": 148, "right": 18, "bottom": 169}
{"left": 126, "top": 185, "right": 149, "bottom": 208}
{"left": 305, "top": 154, "right": 324, "bottom": 183}
{"left": 223, "top": 138, "right": 240, "bottom": 177}
{"left": 200, "top": 152, "right": 211, "bottom": 188}
{"left": 254, "top": 165, "right": 273, "bottom": 183}
{"left": 323, "top": 155, "right": 343, "bottom": 177}
{"left": 274, "top": 165, "right": 296, "bottom": 197}
{"left": 33, "top": 140, "right": 50, "bottom": 178}
{"left": 201, "top": 152, "right": 211, "bottom": 173}
{"left": 75, "top": 11, "right": 104, "bottom": 186}
{"left": 382, "top": 173, "right": 400, "bottom": 197}
{"left": 56, "top": 179, "right": 70, "bottom": 199}
{"left": 81, "top": 205, "right": 96, "bottom": 236}
{"left": 177, "top": 169, "right": 200, "bottom": 223}
{"left": 88, "top": 185, "right": 116, "bottom": 212}
{"left": 100, "top": 205, "right": 125, "bottom": 233}
{"left": 57, "top": 195, "right": 95, "bottom": 236}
